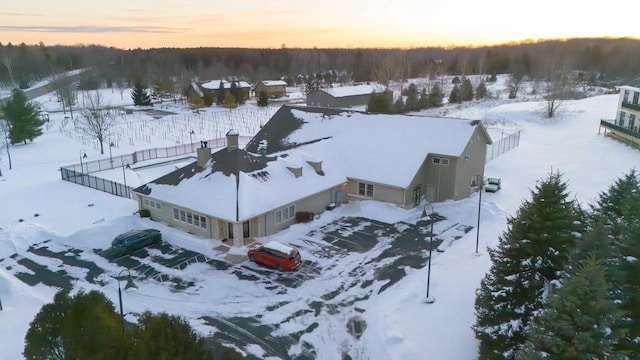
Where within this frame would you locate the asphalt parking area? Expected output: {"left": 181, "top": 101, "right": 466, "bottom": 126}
{"left": 1, "top": 213, "right": 474, "bottom": 360}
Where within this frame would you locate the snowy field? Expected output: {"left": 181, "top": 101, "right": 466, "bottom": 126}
{"left": 1, "top": 78, "right": 638, "bottom": 359}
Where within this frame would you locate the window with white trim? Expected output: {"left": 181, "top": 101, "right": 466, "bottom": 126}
{"left": 275, "top": 204, "right": 295, "bottom": 224}
{"left": 358, "top": 182, "right": 374, "bottom": 197}
{"left": 144, "top": 198, "right": 162, "bottom": 210}
{"left": 433, "top": 157, "right": 449, "bottom": 165}
{"left": 173, "top": 207, "right": 207, "bottom": 229}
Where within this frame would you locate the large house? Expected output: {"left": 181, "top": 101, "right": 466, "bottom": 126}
{"left": 307, "top": 84, "right": 385, "bottom": 108}
{"left": 254, "top": 80, "right": 287, "bottom": 98}
{"left": 133, "top": 105, "right": 492, "bottom": 247}
{"left": 600, "top": 85, "right": 640, "bottom": 147}
{"left": 187, "top": 80, "right": 252, "bottom": 104}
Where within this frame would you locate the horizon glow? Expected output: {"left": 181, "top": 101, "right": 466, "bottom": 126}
{"left": 1, "top": 0, "right": 638, "bottom": 50}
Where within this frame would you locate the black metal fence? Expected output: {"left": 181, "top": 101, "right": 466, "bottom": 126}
{"left": 486, "top": 130, "right": 521, "bottom": 163}
{"left": 60, "top": 136, "right": 252, "bottom": 199}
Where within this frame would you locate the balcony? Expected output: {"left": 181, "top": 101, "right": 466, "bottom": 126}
{"left": 621, "top": 101, "right": 640, "bottom": 112}
{"left": 600, "top": 119, "right": 640, "bottom": 147}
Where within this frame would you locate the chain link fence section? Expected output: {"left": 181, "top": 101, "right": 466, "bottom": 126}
{"left": 485, "top": 129, "right": 521, "bottom": 163}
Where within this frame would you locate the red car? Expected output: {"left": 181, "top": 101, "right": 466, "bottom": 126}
{"left": 247, "top": 241, "right": 302, "bottom": 271}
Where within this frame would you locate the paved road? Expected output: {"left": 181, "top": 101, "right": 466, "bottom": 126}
{"left": 0, "top": 69, "right": 88, "bottom": 108}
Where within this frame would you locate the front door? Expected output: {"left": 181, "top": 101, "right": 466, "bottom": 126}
{"left": 412, "top": 184, "right": 421, "bottom": 206}
{"left": 243, "top": 221, "right": 250, "bottom": 238}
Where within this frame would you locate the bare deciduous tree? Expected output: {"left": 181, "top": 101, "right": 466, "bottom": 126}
{"left": 0, "top": 119, "right": 11, "bottom": 171}
{"left": 77, "top": 91, "right": 118, "bottom": 154}
{"left": 372, "top": 57, "right": 399, "bottom": 88}
{"left": 543, "top": 52, "right": 571, "bottom": 118}
{"left": 2, "top": 54, "right": 14, "bottom": 86}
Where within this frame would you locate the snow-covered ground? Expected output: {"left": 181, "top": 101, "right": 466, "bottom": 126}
{"left": 1, "top": 78, "right": 637, "bottom": 359}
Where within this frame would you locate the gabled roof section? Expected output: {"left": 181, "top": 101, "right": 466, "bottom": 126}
{"left": 201, "top": 80, "right": 251, "bottom": 89}
{"left": 259, "top": 80, "right": 287, "bottom": 86}
{"left": 136, "top": 105, "right": 490, "bottom": 222}
{"left": 318, "top": 84, "right": 385, "bottom": 98}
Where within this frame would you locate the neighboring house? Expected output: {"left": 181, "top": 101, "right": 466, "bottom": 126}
{"left": 133, "top": 105, "right": 492, "bottom": 247}
{"left": 254, "top": 80, "right": 287, "bottom": 98}
{"left": 185, "top": 82, "right": 204, "bottom": 103}
{"left": 199, "top": 80, "right": 252, "bottom": 103}
{"left": 307, "top": 84, "right": 385, "bottom": 108}
{"left": 600, "top": 85, "right": 640, "bottom": 147}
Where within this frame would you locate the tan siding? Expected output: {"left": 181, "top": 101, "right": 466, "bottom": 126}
{"left": 347, "top": 179, "right": 404, "bottom": 206}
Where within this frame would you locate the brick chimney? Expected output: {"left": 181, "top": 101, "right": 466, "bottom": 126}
{"left": 226, "top": 129, "right": 239, "bottom": 151}
{"left": 197, "top": 140, "right": 211, "bottom": 167}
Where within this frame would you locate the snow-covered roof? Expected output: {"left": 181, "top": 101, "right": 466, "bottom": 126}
{"left": 259, "top": 80, "right": 287, "bottom": 86}
{"left": 136, "top": 106, "right": 485, "bottom": 222}
{"left": 322, "top": 84, "right": 385, "bottom": 98}
{"left": 616, "top": 85, "right": 639, "bottom": 92}
{"left": 201, "top": 80, "right": 251, "bottom": 89}
{"left": 190, "top": 82, "right": 203, "bottom": 97}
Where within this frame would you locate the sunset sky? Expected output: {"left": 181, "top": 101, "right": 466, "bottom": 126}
{"left": 1, "top": 0, "right": 638, "bottom": 49}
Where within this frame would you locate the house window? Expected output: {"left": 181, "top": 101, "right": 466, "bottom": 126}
{"left": 194, "top": 216, "right": 200, "bottom": 227}
{"left": 634, "top": 92, "right": 640, "bottom": 105}
{"left": 173, "top": 208, "right": 179, "bottom": 220}
{"left": 186, "top": 212, "right": 193, "bottom": 224}
{"left": 619, "top": 112, "right": 626, "bottom": 127}
{"left": 433, "top": 157, "right": 449, "bottom": 165}
{"left": 144, "top": 199, "right": 149, "bottom": 206}
{"left": 275, "top": 204, "right": 295, "bottom": 224}
{"left": 155, "top": 202, "right": 161, "bottom": 209}
{"left": 358, "top": 182, "right": 374, "bottom": 197}
{"left": 174, "top": 208, "right": 207, "bottom": 229}
{"left": 180, "top": 210, "right": 186, "bottom": 222}
{"left": 624, "top": 90, "right": 630, "bottom": 102}
{"left": 200, "top": 216, "right": 207, "bottom": 229}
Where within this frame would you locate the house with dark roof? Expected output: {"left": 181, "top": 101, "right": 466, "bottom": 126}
{"left": 306, "top": 84, "right": 385, "bottom": 108}
{"left": 132, "top": 105, "right": 492, "bottom": 247}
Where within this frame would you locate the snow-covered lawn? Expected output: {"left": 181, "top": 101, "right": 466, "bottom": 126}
{"left": 1, "top": 82, "right": 638, "bottom": 359}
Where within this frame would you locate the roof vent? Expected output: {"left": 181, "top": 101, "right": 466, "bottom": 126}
{"left": 196, "top": 141, "right": 211, "bottom": 167}
{"left": 286, "top": 166, "right": 303, "bottom": 178}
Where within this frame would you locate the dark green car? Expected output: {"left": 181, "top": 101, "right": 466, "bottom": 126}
{"left": 100, "top": 229, "right": 161, "bottom": 260}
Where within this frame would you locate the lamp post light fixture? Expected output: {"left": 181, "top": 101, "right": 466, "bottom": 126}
{"left": 122, "top": 160, "right": 130, "bottom": 198}
{"left": 109, "top": 142, "right": 115, "bottom": 167}
{"left": 189, "top": 130, "right": 195, "bottom": 152}
{"left": 423, "top": 202, "right": 436, "bottom": 304}
{"left": 79, "top": 149, "right": 87, "bottom": 184}
{"left": 117, "top": 269, "right": 138, "bottom": 334}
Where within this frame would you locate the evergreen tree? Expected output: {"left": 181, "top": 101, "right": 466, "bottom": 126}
{"left": 452, "top": 75, "right": 460, "bottom": 84}
{"left": 392, "top": 96, "right": 405, "bottom": 114}
{"left": 222, "top": 92, "right": 237, "bottom": 109}
{"left": 448, "top": 84, "right": 461, "bottom": 104}
{"left": 131, "top": 82, "right": 152, "bottom": 106}
{"left": 517, "top": 257, "right": 626, "bottom": 360}
{"left": 2, "top": 88, "right": 43, "bottom": 144}
{"left": 419, "top": 88, "right": 429, "bottom": 109}
{"left": 129, "top": 311, "right": 212, "bottom": 360}
{"left": 428, "top": 83, "right": 443, "bottom": 107}
{"left": 405, "top": 83, "right": 419, "bottom": 111}
{"left": 202, "top": 90, "right": 214, "bottom": 107}
{"left": 590, "top": 170, "right": 640, "bottom": 355}
{"left": 229, "top": 80, "right": 239, "bottom": 104}
{"left": 474, "top": 172, "right": 584, "bottom": 359}
{"left": 216, "top": 81, "right": 226, "bottom": 105}
{"left": 257, "top": 90, "right": 269, "bottom": 107}
{"left": 476, "top": 80, "right": 488, "bottom": 99}
{"left": 366, "top": 90, "right": 393, "bottom": 113}
{"left": 24, "top": 290, "right": 128, "bottom": 360}
{"left": 461, "top": 78, "right": 474, "bottom": 101}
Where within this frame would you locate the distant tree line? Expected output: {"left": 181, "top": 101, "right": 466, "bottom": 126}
{"left": 474, "top": 170, "right": 640, "bottom": 359}
{"left": 1, "top": 38, "right": 640, "bottom": 92}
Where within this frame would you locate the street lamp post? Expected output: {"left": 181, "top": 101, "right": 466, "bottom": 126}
{"left": 122, "top": 160, "right": 130, "bottom": 198}
{"left": 189, "top": 130, "right": 195, "bottom": 152}
{"left": 79, "top": 149, "right": 87, "bottom": 184}
{"left": 109, "top": 142, "right": 114, "bottom": 167}
{"left": 423, "top": 203, "right": 436, "bottom": 304}
{"left": 476, "top": 175, "right": 483, "bottom": 254}
{"left": 117, "top": 269, "right": 138, "bottom": 334}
